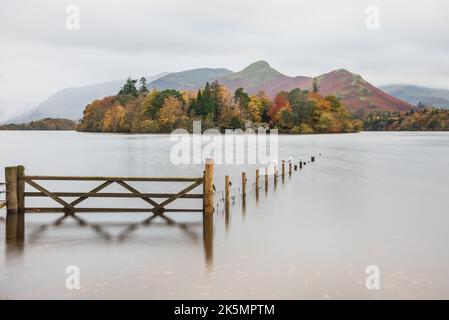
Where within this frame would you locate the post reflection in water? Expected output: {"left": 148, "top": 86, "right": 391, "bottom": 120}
{"left": 242, "top": 195, "right": 247, "bottom": 219}
{"left": 224, "top": 202, "right": 230, "bottom": 233}
{"left": 203, "top": 213, "right": 213, "bottom": 270}
{"left": 5, "top": 210, "right": 25, "bottom": 258}
{"left": 3, "top": 208, "right": 216, "bottom": 270}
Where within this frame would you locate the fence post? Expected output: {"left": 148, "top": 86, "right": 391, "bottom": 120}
{"left": 289, "top": 161, "right": 292, "bottom": 176}
{"left": 242, "top": 172, "right": 246, "bottom": 197}
{"left": 311, "top": 156, "right": 315, "bottom": 162}
{"left": 273, "top": 164, "right": 277, "bottom": 181}
{"left": 225, "top": 175, "right": 230, "bottom": 209}
{"left": 256, "top": 169, "right": 260, "bottom": 190}
{"left": 282, "top": 162, "right": 285, "bottom": 181}
{"left": 299, "top": 161, "right": 303, "bottom": 169}
{"left": 5, "top": 166, "right": 25, "bottom": 241}
{"left": 203, "top": 159, "right": 214, "bottom": 216}
{"left": 17, "top": 165, "right": 25, "bottom": 214}
{"left": 5, "top": 167, "right": 18, "bottom": 214}
{"left": 264, "top": 167, "right": 269, "bottom": 191}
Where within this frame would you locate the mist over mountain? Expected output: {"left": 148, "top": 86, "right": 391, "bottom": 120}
{"left": 6, "top": 73, "right": 168, "bottom": 124}
{"left": 380, "top": 85, "right": 449, "bottom": 109}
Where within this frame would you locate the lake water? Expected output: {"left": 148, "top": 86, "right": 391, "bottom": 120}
{"left": 1, "top": 131, "right": 449, "bottom": 299}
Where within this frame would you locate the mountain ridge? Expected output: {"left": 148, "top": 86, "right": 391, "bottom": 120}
{"left": 7, "top": 73, "right": 169, "bottom": 124}
{"left": 380, "top": 84, "right": 449, "bottom": 109}
{"left": 215, "top": 62, "right": 412, "bottom": 113}
{"left": 5, "top": 61, "right": 418, "bottom": 123}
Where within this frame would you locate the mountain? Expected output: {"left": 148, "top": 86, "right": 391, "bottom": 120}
{"left": 216, "top": 62, "right": 412, "bottom": 113}
{"left": 7, "top": 73, "right": 168, "bottom": 123}
{"left": 380, "top": 84, "right": 449, "bottom": 109}
{"left": 217, "top": 61, "right": 311, "bottom": 96}
{"left": 9, "top": 61, "right": 414, "bottom": 124}
{"left": 217, "top": 61, "right": 291, "bottom": 94}
{"left": 148, "top": 68, "right": 233, "bottom": 91}
{"left": 309, "top": 69, "right": 413, "bottom": 113}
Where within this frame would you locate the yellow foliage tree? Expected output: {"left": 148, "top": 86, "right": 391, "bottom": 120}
{"left": 102, "top": 105, "right": 125, "bottom": 132}
{"left": 248, "top": 95, "right": 263, "bottom": 123}
{"left": 159, "top": 96, "right": 184, "bottom": 131}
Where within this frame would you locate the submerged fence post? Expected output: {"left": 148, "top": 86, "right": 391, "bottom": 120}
{"left": 16, "top": 165, "right": 25, "bottom": 240}
{"left": 5, "top": 166, "right": 25, "bottom": 241}
{"left": 274, "top": 164, "right": 277, "bottom": 183}
{"left": 299, "top": 161, "right": 303, "bottom": 169}
{"left": 17, "top": 166, "right": 25, "bottom": 214}
{"left": 203, "top": 159, "right": 214, "bottom": 216}
{"left": 5, "top": 167, "right": 18, "bottom": 214}
{"left": 282, "top": 162, "right": 285, "bottom": 181}
{"left": 242, "top": 172, "right": 246, "bottom": 198}
{"left": 264, "top": 167, "right": 268, "bottom": 191}
{"left": 256, "top": 169, "right": 260, "bottom": 190}
{"left": 225, "top": 175, "right": 230, "bottom": 209}
{"left": 274, "top": 164, "right": 277, "bottom": 188}
{"left": 255, "top": 169, "right": 260, "bottom": 200}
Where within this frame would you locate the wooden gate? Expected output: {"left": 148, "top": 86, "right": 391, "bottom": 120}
{"left": 4, "top": 159, "right": 214, "bottom": 223}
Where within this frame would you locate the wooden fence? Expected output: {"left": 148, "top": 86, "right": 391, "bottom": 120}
{"left": 3, "top": 159, "right": 214, "bottom": 230}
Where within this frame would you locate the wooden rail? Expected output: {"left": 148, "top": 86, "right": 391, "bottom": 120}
{"left": 22, "top": 176, "right": 204, "bottom": 214}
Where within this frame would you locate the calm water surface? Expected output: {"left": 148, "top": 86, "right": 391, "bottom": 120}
{"left": 1, "top": 131, "right": 449, "bottom": 299}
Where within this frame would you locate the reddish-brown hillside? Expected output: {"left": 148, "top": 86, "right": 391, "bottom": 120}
{"left": 305, "top": 69, "right": 413, "bottom": 113}
{"left": 217, "top": 62, "right": 413, "bottom": 113}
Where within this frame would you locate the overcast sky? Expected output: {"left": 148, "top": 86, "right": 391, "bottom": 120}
{"left": 1, "top": 0, "right": 448, "bottom": 120}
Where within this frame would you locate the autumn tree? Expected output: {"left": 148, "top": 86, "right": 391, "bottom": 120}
{"left": 268, "top": 91, "right": 290, "bottom": 126}
{"left": 103, "top": 105, "right": 125, "bottom": 132}
{"left": 234, "top": 88, "right": 250, "bottom": 110}
{"left": 159, "top": 96, "right": 185, "bottom": 131}
{"left": 247, "top": 95, "right": 263, "bottom": 123}
{"left": 325, "top": 95, "right": 342, "bottom": 111}
{"left": 79, "top": 81, "right": 366, "bottom": 134}
{"left": 256, "top": 91, "right": 272, "bottom": 123}
{"left": 144, "top": 89, "right": 184, "bottom": 119}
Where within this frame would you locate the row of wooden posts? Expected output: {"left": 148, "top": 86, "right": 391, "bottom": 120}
{"left": 2, "top": 156, "right": 317, "bottom": 241}
{"left": 2, "top": 156, "right": 318, "bottom": 217}
{"left": 221, "top": 156, "right": 316, "bottom": 210}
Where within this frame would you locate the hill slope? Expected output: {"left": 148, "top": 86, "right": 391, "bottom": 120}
{"left": 309, "top": 69, "right": 413, "bottom": 113}
{"left": 217, "top": 61, "right": 295, "bottom": 95}
{"left": 10, "top": 61, "right": 415, "bottom": 123}
{"left": 380, "top": 84, "right": 449, "bottom": 109}
{"left": 8, "top": 73, "right": 168, "bottom": 123}
{"left": 148, "top": 68, "right": 233, "bottom": 91}
{"left": 218, "top": 62, "right": 412, "bottom": 112}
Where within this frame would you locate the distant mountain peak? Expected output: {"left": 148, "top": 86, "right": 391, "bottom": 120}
{"left": 230, "top": 61, "right": 283, "bottom": 78}
{"left": 217, "top": 60, "right": 286, "bottom": 93}
{"left": 334, "top": 68, "right": 350, "bottom": 73}
{"left": 244, "top": 60, "right": 271, "bottom": 70}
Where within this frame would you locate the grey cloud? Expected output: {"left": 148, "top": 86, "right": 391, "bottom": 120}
{"left": 0, "top": 0, "right": 448, "bottom": 120}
